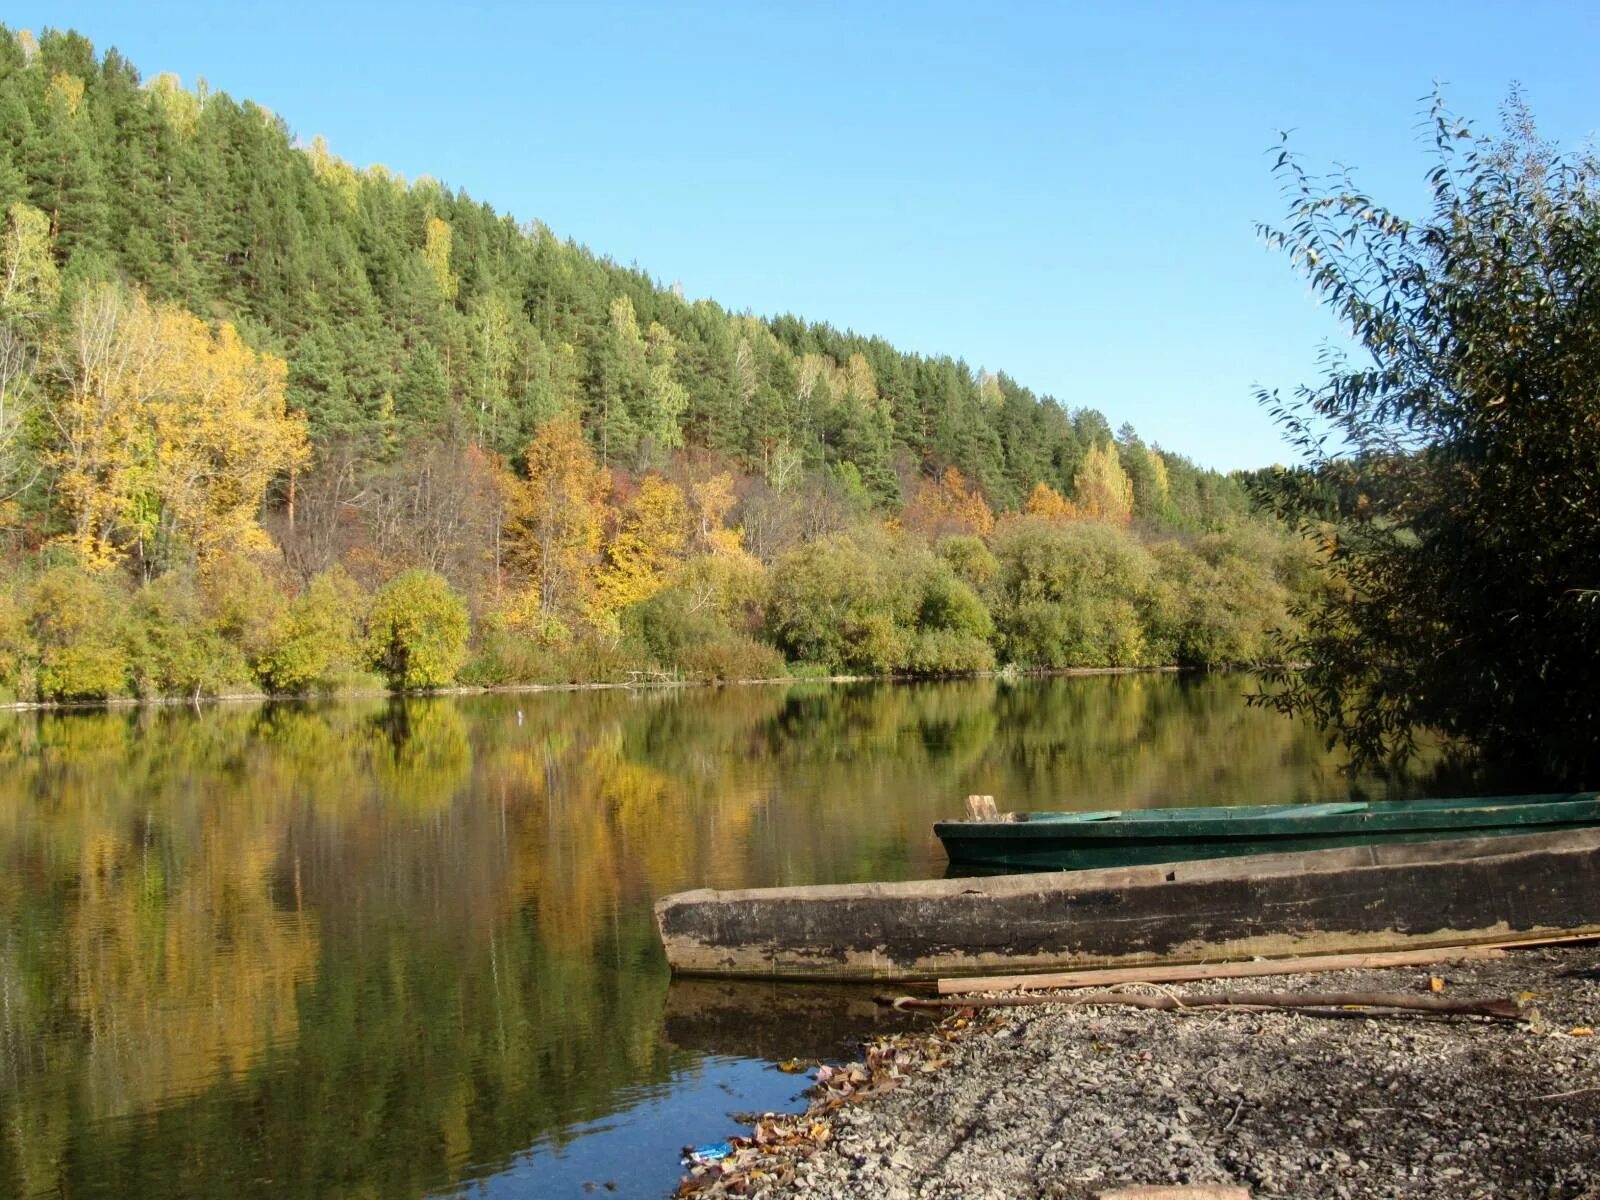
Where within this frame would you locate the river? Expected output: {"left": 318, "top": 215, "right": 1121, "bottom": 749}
{"left": 0, "top": 673, "right": 1396, "bottom": 1198}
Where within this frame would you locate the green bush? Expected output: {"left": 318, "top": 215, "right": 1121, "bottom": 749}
{"left": 906, "top": 627, "right": 994, "bottom": 674}
{"left": 990, "top": 518, "right": 1153, "bottom": 668}
{"left": 765, "top": 534, "right": 914, "bottom": 672}
{"left": 1147, "top": 536, "right": 1290, "bottom": 667}
{"left": 257, "top": 567, "right": 369, "bottom": 693}
{"left": 936, "top": 535, "right": 999, "bottom": 591}
{"left": 621, "top": 589, "right": 724, "bottom": 667}
{"left": 766, "top": 532, "right": 1002, "bottom": 675}
{"left": 916, "top": 569, "right": 993, "bottom": 642}
{"left": 459, "top": 628, "right": 564, "bottom": 686}
{"left": 128, "top": 572, "right": 251, "bottom": 698}
{"left": 907, "top": 559, "right": 995, "bottom": 673}
{"left": 557, "top": 636, "right": 635, "bottom": 683}
{"left": 364, "top": 569, "right": 470, "bottom": 689}
{"left": 622, "top": 589, "right": 787, "bottom": 680}
{"left": 678, "top": 635, "right": 785, "bottom": 681}
{"left": 1000, "top": 594, "right": 1144, "bottom": 667}
{"left": 200, "top": 552, "right": 288, "bottom": 665}
{"left": 0, "top": 583, "right": 35, "bottom": 697}
{"left": 30, "top": 566, "right": 130, "bottom": 701}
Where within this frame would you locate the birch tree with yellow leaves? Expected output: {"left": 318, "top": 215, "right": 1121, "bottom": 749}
{"left": 501, "top": 414, "right": 609, "bottom": 621}
{"left": 595, "top": 475, "right": 689, "bottom": 612}
{"left": 1071, "top": 442, "right": 1135, "bottom": 525}
{"left": 49, "top": 286, "right": 309, "bottom": 572}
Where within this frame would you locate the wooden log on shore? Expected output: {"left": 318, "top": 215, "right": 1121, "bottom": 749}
{"left": 655, "top": 829, "right": 1600, "bottom": 981}
{"left": 937, "top": 944, "right": 1510, "bottom": 995}
{"left": 1092, "top": 1188, "right": 1251, "bottom": 1200}
{"left": 1092, "top": 1188, "right": 1250, "bottom": 1200}
{"left": 880, "top": 989, "right": 1524, "bottom": 1020}
{"left": 937, "top": 930, "right": 1600, "bottom": 994}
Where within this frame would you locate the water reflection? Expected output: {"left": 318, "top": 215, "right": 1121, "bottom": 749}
{"left": 0, "top": 675, "right": 1386, "bottom": 1199}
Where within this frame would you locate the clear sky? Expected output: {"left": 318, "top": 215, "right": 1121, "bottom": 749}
{"left": 23, "top": 1, "right": 1600, "bottom": 470}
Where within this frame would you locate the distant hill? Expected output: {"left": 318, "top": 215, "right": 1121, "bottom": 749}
{"left": 0, "top": 24, "right": 1252, "bottom": 527}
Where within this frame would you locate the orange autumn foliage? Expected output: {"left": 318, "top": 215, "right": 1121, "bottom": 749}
{"left": 902, "top": 467, "right": 994, "bottom": 539}
{"left": 502, "top": 415, "right": 609, "bottom": 619}
{"left": 1024, "top": 482, "right": 1074, "bottom": 520}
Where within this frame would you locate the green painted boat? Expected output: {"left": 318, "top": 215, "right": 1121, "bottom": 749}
{"left": 934, "top": 792, "right": 1600, "bottom": 872}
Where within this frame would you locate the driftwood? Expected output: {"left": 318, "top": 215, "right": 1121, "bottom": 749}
{"left": 1092, "top": 1188, "right": 1251, "bottom": 1200}
{"left": 879, "top": 989, "right": 1523, "bottom": 1020}
{"left": 938, "top": 945, "right": 1508, "bottom": 995}
{"left": 936, "top": 930, "right": 1600, "bottom": 995}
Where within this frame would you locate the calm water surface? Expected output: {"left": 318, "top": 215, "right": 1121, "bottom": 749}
{"left": 0, "top": 674, "right": 1396, "bottom": 1199}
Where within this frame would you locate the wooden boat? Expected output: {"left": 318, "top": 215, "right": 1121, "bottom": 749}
{"left": 655, "top": 828, "right": 1600, "bottom": 981}
{"left": 935, "top": 792, "right": 1600, "bottom": 872}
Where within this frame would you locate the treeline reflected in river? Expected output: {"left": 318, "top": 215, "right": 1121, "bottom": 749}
{"left": 0, "top": 674, "right": 1387, "bottom": 1199}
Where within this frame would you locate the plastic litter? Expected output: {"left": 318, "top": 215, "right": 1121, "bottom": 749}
{"left": 681, "top": 1141, "right": 733, "bottom": 1167}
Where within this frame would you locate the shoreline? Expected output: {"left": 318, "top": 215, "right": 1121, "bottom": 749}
{"left": 0, "top": 663, "right": 1191, "bottom": 714}
{"left": 677, "top": 945, "right": 1600, "bottom": 1199}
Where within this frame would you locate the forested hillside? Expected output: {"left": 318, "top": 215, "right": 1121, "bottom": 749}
{"left": 0, "top": 26, "right": 1309, "bottom": 699}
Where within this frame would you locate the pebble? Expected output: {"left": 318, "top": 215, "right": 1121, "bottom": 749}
{"left": 681, "top": 946, "right": 1600, "bottom": 1199}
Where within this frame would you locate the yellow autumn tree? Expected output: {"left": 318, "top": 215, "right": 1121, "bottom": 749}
{"left": 145, "top": 73, "right": 200, "bottom": 138}
{"left": 0, "top": 202, "right": 60, "bottom": 325}
{"left": 49, "top": 285, "right": 309, "bottom": 570}
{"left": 596, "top": 475, "right": 690, "bottom": 611}
{"left": 844, "top": 353, "right": 878, "bottom": 404}
{"left": 1142, "top": 443, "right": 1171, "bottom": 514}
{"left": 305, "top": 134, "right": 359, "bottom": 211}
{"left": 1072, "top": 442, "right": 1135, "bottom": 525}
{"left": 1023, "top": 481, "right": 1074, "bottom": 521}
{"left": 48, "top": 71, "right": 84, "bottom": 117}
{"left": 501, "top": 414, "right": 609, "bottom": 620}
{"left": 688, "top": 471, "right": 744, "bottom": 557}
{"left": 676, "top": 470, "right": 765, "bottom": 627}
{"left": 157, "top": 318, "right": 309, "bottom": 562}
{"left": 422, "top": 216, "right": 458, "bottom": 301}
{"left": 902, "top": 467, "right": 995, "bottom": 539}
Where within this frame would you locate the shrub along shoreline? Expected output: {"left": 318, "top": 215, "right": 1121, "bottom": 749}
{"left": 0, "top": 662, "right": 1192, "bottom": 713}
{"left": 0, "top": 511, "right": 1312, "bottom": 709}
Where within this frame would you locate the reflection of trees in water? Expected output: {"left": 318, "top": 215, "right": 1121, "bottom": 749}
{"left": 0, "top": 677, "right": 1370, "bottom": 1199}
{"left": 0, "top": 710, "right": 322, "bottom": 1118}
{"left": 0, "top": 697, "right": 724, "bottom": 1198}
{"left": 979, "top": 674, "right": 1361, "bottom": 807}
{"left": 0, "top": 708, "right": 324, "bottom": 1197}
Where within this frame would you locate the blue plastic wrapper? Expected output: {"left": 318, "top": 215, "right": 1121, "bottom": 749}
{"left": 682, "top": 1141, "right": 734, "bottom": 1166}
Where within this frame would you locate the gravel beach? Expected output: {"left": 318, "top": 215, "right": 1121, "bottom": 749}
{"left": 680, "top": 946, "right": 1600, "bottom": 1199}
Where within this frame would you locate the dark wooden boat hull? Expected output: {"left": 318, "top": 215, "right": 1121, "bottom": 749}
{"left": 654, "top": 829, "right": 1600, "bottom": 981}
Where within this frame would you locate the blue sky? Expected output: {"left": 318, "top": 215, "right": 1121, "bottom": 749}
{"left": 25, "top": 1, "right": 1600, "bottom": 470}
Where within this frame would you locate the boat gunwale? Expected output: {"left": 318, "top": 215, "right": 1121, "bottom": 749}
{"left": 933, "top": 793, "right": 1600, "bottom": 843}
{"left": 658, "top": 827, "right": 1600, "bottom": 910}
